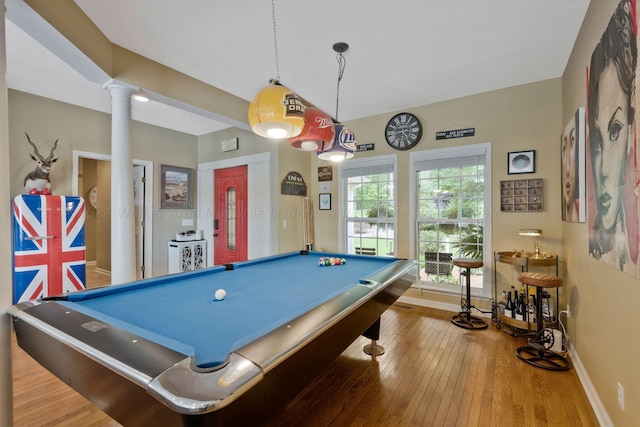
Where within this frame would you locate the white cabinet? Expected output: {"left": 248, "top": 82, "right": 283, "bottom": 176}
{"left": 168, "top": 240, "right": 207, "bottom": 274}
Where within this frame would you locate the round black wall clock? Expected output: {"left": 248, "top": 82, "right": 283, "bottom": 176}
{"left": 385, "top": 112, "right": 422, "bottom": 150}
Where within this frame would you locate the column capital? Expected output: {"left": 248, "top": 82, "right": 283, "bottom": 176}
{"left": 104, "top": 79, "right": 137, "bottom": 98}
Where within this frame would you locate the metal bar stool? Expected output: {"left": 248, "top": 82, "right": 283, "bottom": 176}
{"left": 451, "top": 258, "right": 488, "bottom": 330}
{"left": 515, "top": 272, "right": 570, "bottom": 371}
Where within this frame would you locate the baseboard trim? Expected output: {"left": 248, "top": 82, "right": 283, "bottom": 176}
{"left": 568, "top": 342, "right": 613, "bottom": 427}
{"left": 398, "top": 294, "right": 492, "bottom": 318}
{"left": 94, "top": 267, "right": 111, "bottom": 277}
{"left": 397, "top": 295, "right": 459, "bottom": 313}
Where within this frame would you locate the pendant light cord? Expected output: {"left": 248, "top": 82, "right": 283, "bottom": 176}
{"left": 335, "top": 52, "right": 346, "bottom": 120}
{"left": 271, "top": 0, "right": 280, "bottom": 83}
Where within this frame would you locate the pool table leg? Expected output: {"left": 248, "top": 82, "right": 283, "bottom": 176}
{"left": 362, "top": 317, "right": 385, "bottom": 356}
{"left": 181, "top": 415, "right": 204, "bottom": 427}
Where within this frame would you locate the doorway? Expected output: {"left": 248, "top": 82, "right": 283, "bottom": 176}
{"left": 197, "top": 152, "right": 274, "bottom": 266}
{"left": 72, "top": 151, "right": 153, "bottom": 280}
{"left": 214, "top": 165, "right": 248, "bottom": 265}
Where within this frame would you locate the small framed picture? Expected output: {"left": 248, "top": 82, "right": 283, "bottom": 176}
{"left": 160, "top": 164, "right": 194, "bottom": 209}
{"left": 319, "top": 193, "right": 331, "bottom": 210}
{"left": 508, "top": 150, "right": 536, "bottom": 174}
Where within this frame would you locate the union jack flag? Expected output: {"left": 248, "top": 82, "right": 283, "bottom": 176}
{"left": 13, "top": 195, "right": 86, "bottom": 303}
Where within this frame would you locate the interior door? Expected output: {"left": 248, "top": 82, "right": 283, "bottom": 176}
{"left": 214, "top": 165, "right": 248, "bottom": 265}
{"left": 133, "top": 165, "right": 145, "bottom": 279}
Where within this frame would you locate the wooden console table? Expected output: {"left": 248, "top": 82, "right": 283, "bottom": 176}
{"left": 493, "top": 251, "right": 559, "bottom": 332}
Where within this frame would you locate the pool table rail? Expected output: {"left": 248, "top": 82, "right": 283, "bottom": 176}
{"left": 10, "top": 256, "right": 419, "bottom": 426}
{"left": 148, "top": 353, "right": 264, "bottom": 415}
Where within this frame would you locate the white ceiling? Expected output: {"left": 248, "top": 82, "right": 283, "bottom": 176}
{"left": 6, "top": 0, "right": 591, "bottom": 136}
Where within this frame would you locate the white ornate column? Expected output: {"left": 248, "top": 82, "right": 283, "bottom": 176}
{"left": 105, "top": 81, "right": 137, "bottom": 284}
{"left": 0, "top": 1, "right": 14, "bottom": 424}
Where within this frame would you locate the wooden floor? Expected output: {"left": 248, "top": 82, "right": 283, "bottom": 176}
{"left": 12, "top": 268, "right": 599, "bottom": 426}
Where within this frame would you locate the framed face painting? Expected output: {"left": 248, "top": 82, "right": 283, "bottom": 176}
{"left": 561, "top": 108, "right": 586, "bottom": 223}
{"left": 586, "top": 0, "right": 639, "bottom": 276}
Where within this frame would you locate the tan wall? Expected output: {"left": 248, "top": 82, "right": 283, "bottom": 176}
{"left": 562, "top": 1, "right": 640, "bottom": 425}
{"left": 79, "top": 158, "right": 97, "bottom": 261}
{"left": 95, "top": 160, "right": 111, "bottom": 271}
{"left": 277, "top": 146, "right": 311, "bottom": 253}
{"left": 198, "top": 127, "right": 313, "bottom": 255}
{"left": 8, "top": 90, "right": 198, "bottom": 276}
{"left": 198, "top": 127, "right": 274, "bottom": 162}
{"left": 309, "top": 78, "right": 563, "bottom": 310}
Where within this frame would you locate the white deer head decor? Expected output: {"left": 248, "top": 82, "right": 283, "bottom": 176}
{"left": 23, "top": 133, "right": 58, "bottom": 194}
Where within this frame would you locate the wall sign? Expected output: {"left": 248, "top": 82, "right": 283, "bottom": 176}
{"left": 318, "top": 166, "right": 333, "bottom": 182}
{"left": 357, "top": 143, "right": 375, "bottom": 152}
{"left": 221, "top": 137, "right": 238, "bottom": 152}
{"left": 435, "top": 128, "right": 475, "bottom": 140}
{"left": 281, "top": 171, "right": 307, "bottom": 196}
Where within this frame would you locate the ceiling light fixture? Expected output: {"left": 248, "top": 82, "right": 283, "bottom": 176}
{"left": 247, "top": 0, "right": 305, "bottom": 139}
{"left": 132, "top": 92, "right": 149, "bottom": 102}
{"left": 289, "top": 107, "right": 335, "bottom": 151}
{"left": 318, "top": 42, "right": 356, "bottom": 162}
{"left": 319, "top": 123, "right": 356, "bottom": 162}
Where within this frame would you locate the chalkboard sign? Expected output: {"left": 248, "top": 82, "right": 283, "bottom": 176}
{"left": 281, "top": 171, "right": 307, "bottom": 196}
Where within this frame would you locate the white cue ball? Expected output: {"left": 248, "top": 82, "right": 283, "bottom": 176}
{"left": 214, "top": 289, "right": 227, "bottom": 301}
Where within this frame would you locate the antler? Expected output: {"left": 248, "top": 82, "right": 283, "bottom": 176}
{"left": 47, "top": 140, "right": 59, "bottom": 161}
{"left": 25, "top": 133, "right": 44, "bottom": 160}
{"left": 25, "top": 133, "right": 58, "bottom": 161}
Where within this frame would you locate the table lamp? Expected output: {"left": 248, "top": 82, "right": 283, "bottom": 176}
{"left": 518, "top": 229, "right": 542, "bottom": 258}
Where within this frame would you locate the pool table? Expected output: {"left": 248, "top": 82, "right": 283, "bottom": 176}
{"left": 10, "top": 250, "right": 417, "bottom": 427}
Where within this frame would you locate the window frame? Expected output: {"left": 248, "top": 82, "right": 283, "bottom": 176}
{"left": 338, "top": 154, "right": 397, "bottom": 255}
{"left": 409, "top": 143, "right": 492, "bottom": 297}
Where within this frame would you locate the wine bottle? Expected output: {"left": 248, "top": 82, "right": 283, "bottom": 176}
{"left": 542, "top": 291, "right": 553, "bottom": 322}
{"left": 504, "top": 291, "right": 514, "bottom": 318}
{"left": 515, "top": 293, "right": 525, "bottom": 321}
{"left": 498, "top": 290, "right": 507, "bottom": 315}
{"left": 529, "top": 294, "right": 537, "bottom": 322}
{"left": 512, "top": 290, "right": 519, "bottom": 318}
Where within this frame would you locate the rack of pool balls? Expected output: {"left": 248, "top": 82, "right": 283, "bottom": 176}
{"left": 318, "top": 256, "right": 346, "bottom": 266}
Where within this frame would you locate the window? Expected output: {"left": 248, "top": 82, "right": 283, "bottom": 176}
{"left": 341, "top": 156, "right": 396, "bottom": 256}
{"left": 226, "top": 187, "right": 236, "bottom": 250}
{"left": 411, "top": 144, "right": 491, "bottom": 296}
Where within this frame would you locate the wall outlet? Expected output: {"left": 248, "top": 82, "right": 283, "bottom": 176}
{"left": 566, "top": 304, "right": 571, "bottom": 316}
{"left": 618, "top": 382, "right": 625, "bottom": 411}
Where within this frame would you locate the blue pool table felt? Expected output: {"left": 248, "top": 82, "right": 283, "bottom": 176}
{"left": 60, "top": 252, "right": 397, "bottom": 368}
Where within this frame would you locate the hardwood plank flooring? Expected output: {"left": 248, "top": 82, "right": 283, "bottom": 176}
{"left": 12, "top": 269, "right": 599, "bottom": 426}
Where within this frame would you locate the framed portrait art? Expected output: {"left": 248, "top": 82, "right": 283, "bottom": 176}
{"left": 561, "top": 108, "right": 586, "bottom": 223}
{"left": 508, "top": 150, "right": 536, "bottom": 174}
{"left": 319, "top": 193, "right": 331, "bottom": 210}
{"left": 160, "top": 164, "right": 194, "bottom": 209}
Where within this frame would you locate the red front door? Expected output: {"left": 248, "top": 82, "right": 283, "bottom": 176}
{"left": 214, "top": 166, "right": 248, "bottom": 265}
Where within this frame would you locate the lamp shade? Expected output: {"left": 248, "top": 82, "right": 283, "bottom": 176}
{"left": 317, "top": 124, "right": 357, "bottom": 162}
{"left": 289, "top": 107, "right": 335, "bottom": 151}
{"left": 248, "top": 84, "right": 305, "bottom": 139}
{"left": 518, "top": 229, "right": 542, "bottom": 236}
